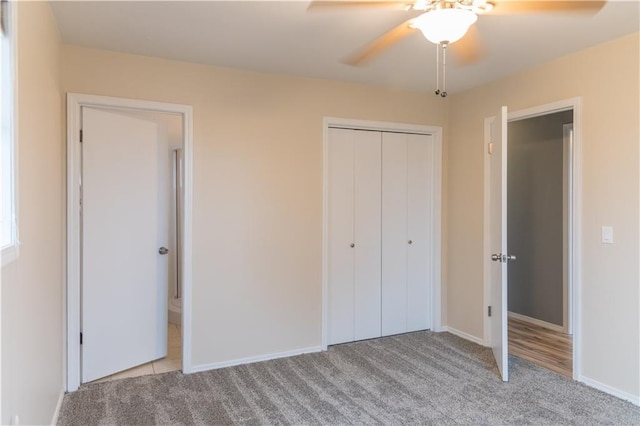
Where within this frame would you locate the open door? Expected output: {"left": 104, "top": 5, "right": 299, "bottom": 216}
{"left": 489, "top": 106, "right": 509, "bottom": 382}
{"left": 81, "top": 107, "right": 169, "bottom": 383}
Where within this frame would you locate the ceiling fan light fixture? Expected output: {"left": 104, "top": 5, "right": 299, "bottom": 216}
{"left": 472, "top": 0, "right": 494, "bottom": 13}
{"left": 411, "top": 0, "right": 429, "bottom": 11}
{"left": 412, "top": 8, "right": 478, "bottom": 44}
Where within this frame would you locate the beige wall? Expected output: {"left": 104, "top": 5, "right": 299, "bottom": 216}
{"left": 61, "top": 46, "right": 448, "bottom": 367}
{"left": 448, "top": 33, "right": 639, "bottom": 397}
{"left": 1, "top": 2, "right": 64, "bottom": 424}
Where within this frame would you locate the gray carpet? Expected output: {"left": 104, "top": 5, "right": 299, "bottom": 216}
{"left": 58, "top": 331, "right": 640, "bottom": 425}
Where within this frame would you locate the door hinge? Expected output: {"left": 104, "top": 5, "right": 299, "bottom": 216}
{"left": 488, "top": 142, "right": 494, "bottom": 155}
{"left": 80, "top": 332, "right": 83, "bottom": 345}
{"left": 488, "top": 306, "right": 492, "bottom": 317}
{"left": 80, "top": 129, "right": 83, "bottom": 143}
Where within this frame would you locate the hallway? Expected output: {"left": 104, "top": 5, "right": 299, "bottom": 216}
{"left": 508, "top": 316, "right": 572, "bottom": 378}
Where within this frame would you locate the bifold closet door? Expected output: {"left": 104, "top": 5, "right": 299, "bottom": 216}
{"left": 381, "top": 133, "right": 408, "bottom": 336}
{"left": 382, "top": 132, "right": 434, "bottom": 336}
{"left": 353, "top": 131, "right": 382, "bottom": 341}
{"left": 407, "top": 134, "right": 433, "bottom": 332}
{"left": 328, "top": 128, "right": 381, "bottom": 345}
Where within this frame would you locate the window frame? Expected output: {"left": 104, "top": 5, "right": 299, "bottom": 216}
{"left": 1, "top": 0, "right": 18, "bottom": 266}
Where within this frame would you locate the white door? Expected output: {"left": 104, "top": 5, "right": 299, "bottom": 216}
{"left": 381, "top": 132, "right": 409, "bottom": 336}
{"left": 82, "top": 107, "right": 168, "bottom": 383}
{"left": 328, "top": 128, "right": 356, "bottom": 345}
{"left": 327, "top": 128, "right": 381, "bottom": 344}
{"left": 353, "top": 131, "right": 382, "bottom": 341}
{"left": 489, "top": 106, "right": 509, "bottom": 382}
{"left": 381, "top": 132, "right": 433, "bottom": 336}
{"left": 406, "top": 134, "right": 433, "bottom": 332}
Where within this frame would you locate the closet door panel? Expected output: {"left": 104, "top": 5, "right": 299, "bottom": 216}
{"left": 328, "top": 128, "right": 355, "bottom": 345}
{"left": 381, "top": 132, "right": 408, "bottom": 336}
{"left": 353, "top": 131, "right": 382, "bottom": 341}
{"left": 407, "top": 134, "right": 433, "bottom": 331}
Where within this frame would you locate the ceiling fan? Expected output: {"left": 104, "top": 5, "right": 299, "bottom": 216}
{"left": 308, "top": 0, "right": 606, "bottom": 96}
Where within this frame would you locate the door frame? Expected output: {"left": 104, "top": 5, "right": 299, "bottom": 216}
{"left": 321, "top": 117, "right": 443, "bottom": 350}
{"left": 65, "top": 93, "right": 194, "bottom": 392}
{"left": 482, "top": 97, "right": 582, "bottom": 380}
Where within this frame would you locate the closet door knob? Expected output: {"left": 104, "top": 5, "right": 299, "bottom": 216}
{"left": 408, "top": 240, "right": 413, "bottom": 245}
{"left": 350, "top": 243, "right": 355, "bottom": 248}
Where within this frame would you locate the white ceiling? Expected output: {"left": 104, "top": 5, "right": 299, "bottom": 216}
{"left": 50, "top": 1, "right": 640, "bottom": 94}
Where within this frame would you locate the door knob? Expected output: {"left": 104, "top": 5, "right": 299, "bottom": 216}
{"left": 159, "top": 247, "right": 169, "bottom": 255}
{"left": 491, "top": 253, "right": 516, "bottom": 262}
{"left": 408, "top": 240, "right": 413, "bottom": 245}
{"left": 350, "top": 243, "right": 355, "bottom": 248}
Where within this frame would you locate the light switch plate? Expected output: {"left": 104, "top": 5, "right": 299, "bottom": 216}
{"left": 601, "top": 226, "right": 613, "bottom": 244}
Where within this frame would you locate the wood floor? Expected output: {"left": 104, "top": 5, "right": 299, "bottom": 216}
{"left": 508, "top": 316, "right": 573, "bottom": 378}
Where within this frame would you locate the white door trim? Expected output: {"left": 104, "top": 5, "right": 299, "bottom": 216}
{"left": 66, "top": 93, "right": 194, "bottom": 391}
{"left": 562, "top": 123, "right": 574, "bottom": 335}
{"left": 321, "top": 117, "right": 443, "bottom": 350}
{"left": 482, "top": 97, "right": 582, "bottom": 380}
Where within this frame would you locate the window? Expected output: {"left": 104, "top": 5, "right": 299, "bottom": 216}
{"left": 1, "top": 0, "right": 17, "bottom": 265}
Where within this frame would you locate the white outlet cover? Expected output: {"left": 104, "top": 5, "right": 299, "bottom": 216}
{"left": 601, "top": 226, "right": 613, "bottom": 244}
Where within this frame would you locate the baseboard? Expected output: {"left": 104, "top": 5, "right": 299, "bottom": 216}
{"left": 442, "top": 326, "right": 487, "bottom": 347}
{"left": 579, "top": 375, "right": 640, "bottom": 406}
{"left": 508, "top": 311, "right": 566, "bottom": 333}
{"left": 190, "top": 346, "right": 323, "bottom": 374}
{"left": 51, "top": 389, "right": 65, "bottom": 426}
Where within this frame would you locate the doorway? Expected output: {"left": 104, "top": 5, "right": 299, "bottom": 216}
{"left": 66, "top": 94, "right": 194, "bottom": 392}
{"left": 483, "top": 98, "right": 582, "bottom": 381}
{"left": 506, "top": 110, "right": 574, "bottom": 377}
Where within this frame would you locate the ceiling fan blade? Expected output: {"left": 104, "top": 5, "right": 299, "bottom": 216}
{"left": 343, "top": 18, "right": 417, "bottom": 65}
{"left": 449, "top": 25, "right": 487, "bottom": 67}
{"left": 307, "top": 1, "right": 412, "bottom": 11}
{"left": 491, "top": 0, "right": 607, "bottom": 15}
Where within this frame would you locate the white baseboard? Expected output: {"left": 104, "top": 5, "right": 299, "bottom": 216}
{"left": 51, "top": 389, "right": 65, "bottom": 425}
{"left": 508, "top": 311, "right": 566, "bottom": 333}
{"left": 190, "top": 346, "right": 322, "bottom": 374}
{"left": 442, "top": 326, "right": 487, "bottom": 347}
{"left": 579, "top": 375, "right": 640, "bottom": 406}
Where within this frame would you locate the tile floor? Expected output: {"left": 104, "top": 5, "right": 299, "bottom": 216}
{"left": 91, "top": 322, "right": 182, "bottom": 383}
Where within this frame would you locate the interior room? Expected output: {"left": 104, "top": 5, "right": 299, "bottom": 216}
{"left": 1, "top": 1, "right": 639, "bottom": 424}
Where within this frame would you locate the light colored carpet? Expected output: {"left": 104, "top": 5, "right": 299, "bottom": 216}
{"left": 58, "top": 331, "right": 640, "bottom": 425}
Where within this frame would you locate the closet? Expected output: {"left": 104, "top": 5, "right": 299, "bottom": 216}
{"left": 327, "top": 127, "right": 435, "bottom": 345}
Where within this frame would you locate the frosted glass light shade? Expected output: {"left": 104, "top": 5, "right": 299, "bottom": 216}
{"left": 413, "top": 8, "right": 478, "bottom": 44}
